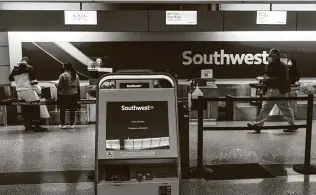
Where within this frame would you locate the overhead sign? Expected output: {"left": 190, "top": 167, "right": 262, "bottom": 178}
{"left": 64, "top": 11, "right": 97, "bottom": 25}
{"left": 166, "top": 11, "right": 197, "bottom": 25}
{"left": 256, "top": 11, "right": 287, "bottom": 25}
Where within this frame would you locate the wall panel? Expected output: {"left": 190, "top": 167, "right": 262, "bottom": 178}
{"left": 223, "top": 11, "right": 297, "bottom": 31}
{"left": 70, "top": 11, "right": 148, "bottom": 32}
{"left": 149, "top": 11, "right": 223, "bottom": 32}
{"left": 0, "top": 11, "right": 69, "bottom": 31}
{"left": 0, "top": 66, "right": 10, "bottom": 85}
{"left": 0, "top": 32, "right": 8, "bottom": 46}
{"left": 0, "top": 47, "right": 9, "bottom": 65}
{"left": 297, "top": 12, "right": 316, "bottom": 31}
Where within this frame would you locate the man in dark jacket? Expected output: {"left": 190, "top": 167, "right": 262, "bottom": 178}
{"left": 247, "top": 49, "right": 297, "bottom": 133}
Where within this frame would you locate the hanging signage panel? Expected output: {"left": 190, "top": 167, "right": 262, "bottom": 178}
{"left": 64, "top": 11, "right": 97, "bottom": 25}
{"left": 256, "top": 11, "right": 287, "bottom": 25}
{"left": 166, "top": 11, "right": 197, "bottom": 25}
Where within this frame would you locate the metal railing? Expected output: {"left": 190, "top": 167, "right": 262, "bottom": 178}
{"left": 190, "top": 94, "right": 316, "bottom": 178}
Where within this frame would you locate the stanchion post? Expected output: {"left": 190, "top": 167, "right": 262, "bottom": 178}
{"left": 190, "top": 97, "right": 213, "bottom": 178}
{"left": 197, "top": 108, "right": 204, "bottom": 169}
{"left": 293, "top": 94, "right": 316, "bottom": 174}
{"left": 178, "top": 100, "right": 190, "bottom": 179}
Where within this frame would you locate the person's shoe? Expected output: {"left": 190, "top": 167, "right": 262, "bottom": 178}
{"left": 33, "top": 126, "right": 48, "bottom": 132}
{"left": 88, "top": 171, "right": 94, "bottom": 180}
{"left": 24, "top": 126, "right": 33, "bottom": 132}
{"left": 283, "top": 127, "right": 298, "bottom": 132}
{"left": 69, "top": 125, "right": 75, "bottom": 129}
{"left": 59, "top": 125, "right": 67, "bottom": 129}
{"left": 247, "top": 122, "right": 262, "bottom": 133}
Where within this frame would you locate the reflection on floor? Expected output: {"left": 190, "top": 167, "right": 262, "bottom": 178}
{"left": 0, "top": 121, "right": 314, "bottom": 173}
{"left": 1, "top": 176, "right": 316, "bottom": 195}
{"left": 0, "top": 121, "right": 316, "bottom": 194}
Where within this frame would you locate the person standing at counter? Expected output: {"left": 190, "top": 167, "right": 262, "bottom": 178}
{"left": 57, "top": 62, "right": 80, "bottom": 129}
{"left": 247, "top": 49, "right": 297, "bottom": 133}
{"left": 9, "top": 57, "right": 47, "bottom": 132}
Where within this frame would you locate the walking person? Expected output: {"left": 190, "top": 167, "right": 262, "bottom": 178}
{"left": 9, "top": 57, "right": 47, "bottom": 131}
{"left": 57, "top": 62, "right": 80, "bottom": 129}
{"left": 247, "top": 49, "right": 297, "bottom": 133}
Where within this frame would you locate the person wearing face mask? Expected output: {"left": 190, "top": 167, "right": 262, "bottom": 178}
{"left": 9, "top": 57, "right": 47, "bottom": 131}
{"left": 247, "top": 49, "right": 297, "bottom": 133}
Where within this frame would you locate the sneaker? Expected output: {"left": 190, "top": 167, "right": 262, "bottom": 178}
{"left": 24, "top": 125, "right": 33, "bottom": 132}
{"left": 247, "top": 122, "right": 261, "bottom": 133}
{"left": 33, "top": 126, "right": 48, "bottom": 132}
{"left": 283, "top": 127, "right": 298, "bottom": 133}
{"left": 69, "top": 125, "right": 75, "bottom": 129}
{"left": 59, "top": 125, "right": 67, "bottom": 129}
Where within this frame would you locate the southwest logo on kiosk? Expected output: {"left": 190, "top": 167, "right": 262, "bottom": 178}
{"left": 182, "top": 50, "right": 269, "bottom": 65}
{"left": 121, "top": 105, "right": 154, "bottom": 111}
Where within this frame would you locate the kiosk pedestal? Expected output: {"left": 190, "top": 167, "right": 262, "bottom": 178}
{"left": 95, "top": 72, "right": 180, "bottom": 195}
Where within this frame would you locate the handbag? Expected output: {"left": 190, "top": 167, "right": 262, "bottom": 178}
{"left": 39, "top": 98, "right": 50, "bottom": 119}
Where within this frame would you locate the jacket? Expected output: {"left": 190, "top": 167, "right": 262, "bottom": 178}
{"left": 263, "top": 61, "right": 290, "bottom": 94}
{"left": 9, "top": 64, "right": 41, "bottom": 94}
{"left": 57, "top": 71, "right": 80, "bottom": 96}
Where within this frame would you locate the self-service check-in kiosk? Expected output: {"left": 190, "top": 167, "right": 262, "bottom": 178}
{"left": 95, "top": 72, "right": 180, "bottom": 195}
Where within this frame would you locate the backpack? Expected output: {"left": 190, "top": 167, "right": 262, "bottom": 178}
{"left": 289, "top": 66, "right": 300, "bottom": 84}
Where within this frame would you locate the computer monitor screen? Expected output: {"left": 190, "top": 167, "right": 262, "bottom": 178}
{"left": 106, "top": 101, "right": 170, "bottom": 150}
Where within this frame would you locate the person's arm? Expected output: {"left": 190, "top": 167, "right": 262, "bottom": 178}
{"left": 76, "top": 75, "right": 80, "bottom": 97}
{"left": 29, "top": 66, "right": 42, "bottom": 96}
{"left": 8, "top": 69, "right": 15, "bottom": 82}
{"left": 57, "top": 74, "right": 65, "bottom": 94}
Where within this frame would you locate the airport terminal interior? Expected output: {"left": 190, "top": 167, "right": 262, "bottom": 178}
{"left": 3, "top": 1, "right": 316, "bottom": 195}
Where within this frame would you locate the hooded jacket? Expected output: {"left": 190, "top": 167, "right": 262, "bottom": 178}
{"left": 9, "top": 63, "right": 41, "bottom": 94}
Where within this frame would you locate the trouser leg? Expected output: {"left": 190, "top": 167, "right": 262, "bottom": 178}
{"left": 60, "top": 102, "right": 66, "bottom": 126}
{"left": 21, "top": 104, "right": 32, "bottom": 129}
{"left": 254, "top": 100, "right": 275, "bottom": 127}
{"left": 275, "top": 93, "right": 296, "bottom": 126}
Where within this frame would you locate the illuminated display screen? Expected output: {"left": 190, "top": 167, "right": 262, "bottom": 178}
{"left": 106, "top": 101, "right": 170, "bottom": 150}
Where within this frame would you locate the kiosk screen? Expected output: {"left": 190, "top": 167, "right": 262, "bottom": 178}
{"left": 106, "top": 101, "right": 170, "bottom": 150}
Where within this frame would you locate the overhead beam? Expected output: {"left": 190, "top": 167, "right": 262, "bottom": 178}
{"left": 272, "top": 4, "right": 316, "bottom": 11}
{"left": 219, "top": 3, "right": 270, "bottom": 11}
{"left": 1, "top": 0, "right": 316, "bottom": 3}
{"left": 0, "top": 2, "right": 80, "bottom": 10}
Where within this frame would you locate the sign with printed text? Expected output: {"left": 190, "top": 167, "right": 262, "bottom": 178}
{"left": 201, "top": 69, "right": 213, "bottom": 78}
{"left": 256, "top": 11, "right": 287, "bottom": 25}
{"left": 64, "top": 11, "right": 97, "bottom": 25}
{"left": 166, "top": 11, "right": 197, "bottom": 25}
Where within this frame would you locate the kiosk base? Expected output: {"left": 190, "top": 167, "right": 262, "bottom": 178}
{"left": 97, "top": 179, "right": 179, "bottom": 195}
{"left": 293, "top": 164, "right": 316, "bottom": 174}
{"left": 190, "top": 166, "right": 213, "bottom": 178}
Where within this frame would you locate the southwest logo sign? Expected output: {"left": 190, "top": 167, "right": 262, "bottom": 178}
{"left": 121, "top": 105, "right": 154, "bottom": 111}
{"left": 182, "top": 50, "right": 269, "bottom": 65}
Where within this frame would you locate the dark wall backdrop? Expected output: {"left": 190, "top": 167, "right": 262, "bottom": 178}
{"left": 21, "top": 41, "right": 313, "bottom": 80}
